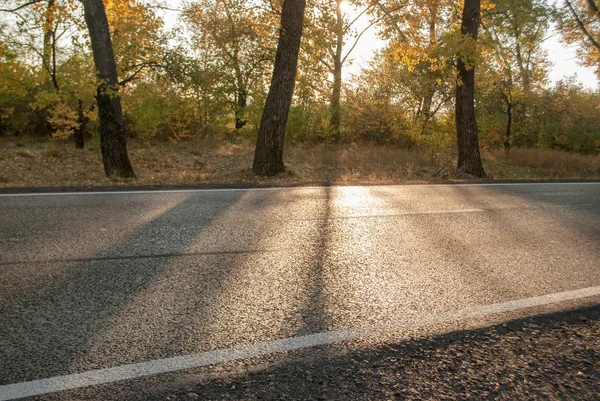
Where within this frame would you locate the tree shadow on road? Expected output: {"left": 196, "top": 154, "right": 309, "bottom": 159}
{"left": 0, "top": 192, "right": 245, "bottom": 384}
{"left": 295, "top": 186, "right": 332, "bottom": 335}
{"left": 1, "top": 185, "right": 341, "bottom": 390}
{"left": 158, "top": 304, "right": 600, "bottom": 401}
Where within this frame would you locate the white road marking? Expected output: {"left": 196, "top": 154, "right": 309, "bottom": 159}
{"left": 297, "top": 209, "right": 485, "bottom": 220}
{"left": 0, "top": 182, "right": 597, "bottom": 197}
{"left": 1, "top": 285, "right": 599, "bottom": 401}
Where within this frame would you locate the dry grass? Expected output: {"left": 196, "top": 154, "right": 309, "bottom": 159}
{"left": 485, "top": 148, "right": 600, "bottom": 180}
{"left": 0, "top": 136, "right": 598, "bottom": 188}
{"left": 284, "top": 143, "right": 451, "bottom": 182}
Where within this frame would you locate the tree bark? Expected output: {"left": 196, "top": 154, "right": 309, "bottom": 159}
{"left": 328, "top": 0, "right": 344, "bottom": 141}
{"left": 419, "top": 85, "right": 434, "bottom": 134}
{"left": 455, "top": 0, "right": 486, "bottom": 177}
{"left": 82, "top": 0, "right": 135, "bottom": 177}
{"left": 418, "top": 7, "right": 438, "bottom": 135}
{"left": 41, "top": 0, "right": 60, "bottom": 95}
{"left": 74, "top": 99, "right": 87, "bottom": 149}
{"left": 329, "top": 59, "right": 342, "bottom": 140}
{"left": 42, "top": 0, "right": 55, "bottom": 78}
{"left": 252, "top": 0, "right": 306, "bottom": 176}
{"left": 235, "top": 88, "right": 248, "bottom": 129}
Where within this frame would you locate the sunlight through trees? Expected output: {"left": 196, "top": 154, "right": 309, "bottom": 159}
{"left": 0, "top": 0, "right": 598, "bottom": 178}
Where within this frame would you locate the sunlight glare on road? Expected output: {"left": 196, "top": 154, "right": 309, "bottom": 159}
{"left": 333, "top": 186, "right": 387, "bottom": 217}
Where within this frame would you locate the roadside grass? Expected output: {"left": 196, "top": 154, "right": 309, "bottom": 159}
{"left": 0, "top": 136, "right": 598, "bottom": 188}
{"left": 485, "top": 148, "right": 600, "bottom": 180}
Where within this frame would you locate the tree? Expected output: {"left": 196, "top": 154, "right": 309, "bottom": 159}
{"left": 538, "top": 78, "right": 600, "bottom": 153}
{"left": 455, "top": 0, "right": 485, "bottom": 177}
{"left": 325, "top": 0, "right": 374, "bottom": 139}
{"left": 308, "top": 0, "right": 384, "bottom": 140}
{"left": 183, "top": 0, "right": 277, "bottom": 131}
{"left": 0, "top": 0, "right": 74, "bottom": 89}
{"left": 0, "top": 37, "right": 37, "bottom": 136}
{"left": 1, "top": 0, "right": 79, "bottom": 137}
{"left": 379, "top": 0, "right": 456, "bottom": 135}
{"left": 479, "top": 0, "right": 550, "bottom": 154}
{"left": 82, "top": 0, "right": 135, "bottom": 177}
{"left": 253, "top": 0, "right": 307, "bottom": 176}
{"left": 104, "top": 0, "right": 167, "bottom": 86}
{"left": 557, "top": 0, "right": 600, "bottom": 78}
{"left": 344, "top": 52, "right": 412, "bottom": 144}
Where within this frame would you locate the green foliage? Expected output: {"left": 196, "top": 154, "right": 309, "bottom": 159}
{"left": 286, "top": 104, "right": 330, "bottom": 142}
{"left": 0, "top": 39, "right": 37, "bottom": 136}
{"left": 0, "top": 0, "right": 598, "bottom": 162}
{"left": 538, "top": 80, "right": 600, "bottom": 153}
{"left": 125, "top": 79, "right": 214, "bottom": 140}
{"left": 555, "top": 0, "right": 600, "bottom": 79}
{"left": 182, "top": 0, "right": 278, "bottom": 130}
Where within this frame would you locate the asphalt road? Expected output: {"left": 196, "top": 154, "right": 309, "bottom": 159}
{"left": 1, "top": 183, "right": 599, "bottom": 399}
{"left": 163, "top": 305, "right": 600, "bottom": 401}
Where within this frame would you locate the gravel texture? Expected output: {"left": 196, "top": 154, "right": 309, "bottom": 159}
{"left": 164, "top": 306, "right": 600, "bottom": 401}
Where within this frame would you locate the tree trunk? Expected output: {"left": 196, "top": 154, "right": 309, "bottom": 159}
{"left": 419, "top": 8, "right": 437, "bottom": 135}
{"left": 235, "top": 89, "right": 247, "bottom": 130}
{"left": 329, "top": 60, "right": 342, "bottom": 141}
{"left": 41, "top": 0, "right": 60, "bottom": 96}
{"left": 42, "top": 0, "right": 55, "bottom": 78}
{"left": 513, "top": 26, "right": 530, "bottom": 93}
{"left": 421, "top": 89, "right": 434, "bottom": 119}
{"left": 74, "top": 99, "right": 87, "bottom": 149}
{"left": 455, "top": 0, "right": 485, "bottom": 177}
{"left": 504, "top": 101, "right": 512, "bottom": 156}
{"left": 252, "top": 0, "right": 306, "bottom": 176}
{"left": 328, "top": 0, "right": 344, "bottom": 141}
{"left": 419, "top": 86, "right": 435, "bottom": 134}
{"left": 82, "top": 0, "right": 135, "bottom": 178}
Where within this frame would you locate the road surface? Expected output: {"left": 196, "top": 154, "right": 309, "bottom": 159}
{"left": 1, "top": 183, "right": 599, "bottom": 400}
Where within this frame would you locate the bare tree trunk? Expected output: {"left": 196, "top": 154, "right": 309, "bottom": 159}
{"left": 421, "top": 89, "right": 434, "bottom": 119}
{"left": 328, "top": 0, "right": 344, "bottom": 141}
{"left": 419, "top": 85, "right": 434, "bottom": 134}
{"left": 235, "top": 88, "right": 247, "bottom": 130}
{"left": 512, "top": 22, "right": 531, "bottom": 93}
{"left": 253, "top": 0, "right": 306, "bottom": 176}
{"left": 329, "top": 60, "right": 342, "bottom": 140}
{"left": 42, "top": 0, "right": 55, "bottom": 78}
{"left": 82, "top": 0, "right": 135, "bottom": 178}
{"left": 74, "top": 99, "right": 88, "bottom": 149}
{"left": 418, "top": 7, "right": 438, "bottom": 136}
{"left": 455, "top": 0, "right": 485, "bottom": 177}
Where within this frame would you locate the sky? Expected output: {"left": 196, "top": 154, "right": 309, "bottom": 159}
{"left": 159, "top": 0, "right": 598, "bottom": 89}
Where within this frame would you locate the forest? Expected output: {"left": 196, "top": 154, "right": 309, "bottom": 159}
{"left": 0, "top": 0, "right": 599, "bottom": 186}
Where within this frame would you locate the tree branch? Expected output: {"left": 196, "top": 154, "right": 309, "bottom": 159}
{"left": 0, "top": 0, "right": 44, "bottom": 13}
{"left": 341, "top": 4, "right": 405, "bottom": 65}
{"left": 370, "top": 0, "right": 408, "bottom": 42}
{"left": 565, "top": 0, "right": 600, "bottom": 52}
{"left": 147, "top": 5, "right": 183, "bottom": 12}
{"left": 342, "top": 18, "right": 379, "bottom": 64}
{"left": 344, "top": 4, "right": 373, "bottom": 33}
{"left": 118, "top": 62, "right": 160, "bottom": 86}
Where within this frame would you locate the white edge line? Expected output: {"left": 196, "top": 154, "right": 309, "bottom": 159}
{"left": 1, "top": 285, "right": 599, "bottom": 401}
{"left": 0, "top": 182, "right": 598, "bottom": 197}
